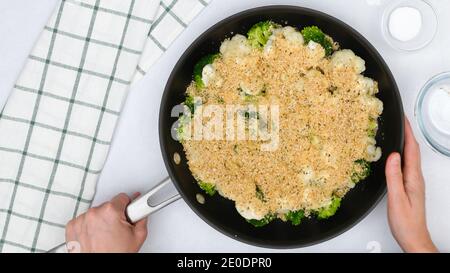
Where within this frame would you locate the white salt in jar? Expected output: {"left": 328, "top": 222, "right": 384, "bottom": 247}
{"left": 382, "top": 0, "right": 437, "bottom": 51}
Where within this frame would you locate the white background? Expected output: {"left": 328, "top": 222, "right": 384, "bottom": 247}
{"left": 1, "top": 0, "right": 449, "bottom": 253}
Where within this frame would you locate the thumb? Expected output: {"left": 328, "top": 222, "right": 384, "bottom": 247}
{"left": 133, "top": 217, "right": 148, "bottom": 244}
{"left": 385, "top": 152, "right": 406, "bottom": 201}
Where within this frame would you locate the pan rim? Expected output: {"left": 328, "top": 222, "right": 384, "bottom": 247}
{"left": 159, "top": 5, "right": 404, "bottom": 249}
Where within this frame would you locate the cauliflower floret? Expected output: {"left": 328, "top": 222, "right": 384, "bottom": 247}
{"left": 275, "top": 198, "right": 291, "bottom": 214}
{"left": 308, "top": 40, "right": 319, "bottom": 50}
{"left": 263, "top": 28, "right": 282, "bottom": 55}
{"left": 367, "top": 145, "right": 382, "bottom": 162}
{"left": 331, "top": 49, "right": 366, "bottom": 74}
{"left": 360, "top": 96, "right": 384, "bottom": 118}
{"left": 201, "top": 64, "right": 215, "bottom": 87}
{"left": 364, "top": 137, "right": 382, "bottom": 162}
{"left": 357, "top": 75, "right": 379, "bottom": 95}
{"left": 220, "top": 34, "right": 252, "bottom": 60}
{"left": 366, "top": 136, "right": 376, "bottom": 146}
{"left": 263, "top": 36, "right": 275, "bottom": 55}
{"left": 235, "top": 202, "right": 265, "bottom": 220}
{"left": 282, "top": 26, "right": 304, "bottom": 44}
{"left": 305, "top": 40, "right": 326, "bottom": 59}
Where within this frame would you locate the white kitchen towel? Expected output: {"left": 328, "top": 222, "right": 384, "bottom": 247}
{"left": 0, "top": 0, "right": 210, "bottom": 253}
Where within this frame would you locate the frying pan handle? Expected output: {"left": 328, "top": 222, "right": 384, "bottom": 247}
{"left": 48, "top": 177, "right": 180, "bottom": 252}
{"left": 126, "top": 176, "right": 181, "bottom": 223}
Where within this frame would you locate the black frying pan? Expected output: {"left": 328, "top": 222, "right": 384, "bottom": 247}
{"left": 130, "top": 5, "right": 405, "bottom": 249}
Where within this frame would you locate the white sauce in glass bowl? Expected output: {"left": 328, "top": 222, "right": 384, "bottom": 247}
{"left": 428, "top": 85, "right": 450, "bottom": 135}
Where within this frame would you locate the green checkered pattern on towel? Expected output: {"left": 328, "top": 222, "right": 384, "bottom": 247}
{"left": 0, "top": 0, "right": 210, "bottom": 253}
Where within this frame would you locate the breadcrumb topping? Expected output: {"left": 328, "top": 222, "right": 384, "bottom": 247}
{"left": 181, "top": 28, "right": 383, "bottom": 220}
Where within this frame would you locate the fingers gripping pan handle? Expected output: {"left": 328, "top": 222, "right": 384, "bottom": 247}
{"left": 126, "top": 177, "right": 181, "bottom": 223}
{"left": 48, "top": 177, "right": 180, "bottom": 253}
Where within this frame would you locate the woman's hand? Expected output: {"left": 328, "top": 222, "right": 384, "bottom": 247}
{"left": 65, "top": 193, "right": 148, "bottom": 253}
{"left": 385, "top": 118, "right": 437, "bottom": 253}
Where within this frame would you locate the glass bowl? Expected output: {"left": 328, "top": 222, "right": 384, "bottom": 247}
{"left": 415, "top": 72, "right": 450, "bottom": 157}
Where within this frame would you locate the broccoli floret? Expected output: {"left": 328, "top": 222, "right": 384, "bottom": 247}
{"left": 247, "top": 214, "right": 275, "bottom": 227}
{"left": 351, "top": 159, "right": 371, "bottom": 183}
{"left": 301, "top": 26, "right": 334, "bottom": 56}
{"left": 368, "top": 118, "right": 378, "bottom": 137}
{"left": 317, "top": 197, "right": 341, "bottom": 219}
{"left": 247, "top": 21, "right": 278, "bottom": 48}
{"left": 198, "top": 181, "right": 216, "bottom": 196}
{"left": 285, "top": 210, "right": 304, "bottom": 226}
{"left": 193, "top": 54, "right": 220, "bottom": 89}
{"left": 184, "top": 95, "right": 195, "bottom": 114}
{"left": 184, "top": 94, "right": 203, "bottom": 114}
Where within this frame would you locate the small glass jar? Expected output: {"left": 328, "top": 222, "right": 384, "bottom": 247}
{"left": 381, "top": 0, "right": 437, "bottom": 51}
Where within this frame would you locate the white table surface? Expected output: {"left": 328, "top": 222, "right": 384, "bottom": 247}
{"left": 1, "top": 0, "right": 449, "bottom": 253}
